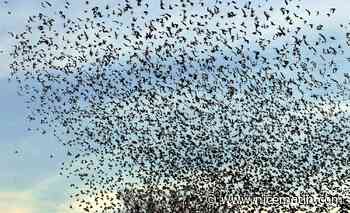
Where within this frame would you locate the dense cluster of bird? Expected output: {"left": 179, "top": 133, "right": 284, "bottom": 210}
{"left": 6, "top": 0, "right": 350, "bottom": 212}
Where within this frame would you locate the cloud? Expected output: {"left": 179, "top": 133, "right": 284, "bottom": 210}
{"left": 0, "top": 191, "right": 34, "bottom": 213}
{"left": 0, "top": 174, "right": 72, "bottom": 213}
{"left": 0, "top": 207, "right": 32, "bottom": 213}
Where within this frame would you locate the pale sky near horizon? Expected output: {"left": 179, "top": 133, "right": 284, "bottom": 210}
{"left": 1, "top": 0, "right": 350, "bottom": 212}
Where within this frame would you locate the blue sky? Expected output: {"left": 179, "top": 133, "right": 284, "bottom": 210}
{"left": 0, "top": 76, "right": 75, "bottom": 212}
{"left": 1, "top": 0, "right": 350, "bottom": 212}
{"left": 0, "top": 1, "right": 82, "bottom": 212}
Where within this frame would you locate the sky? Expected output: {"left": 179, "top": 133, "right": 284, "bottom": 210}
{"left": 0, "top": 78, "right": 70, "bottom": 213}
{"left": 0, "top": 1, "right": 84, "bottom": 212}
{"left": 1, "top": 0, "right": 350, "bottom": 212}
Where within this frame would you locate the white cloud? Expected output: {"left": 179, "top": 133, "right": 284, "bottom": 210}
{"left": 0, "top": 191, "right": 35, "bottom": 213}
{"left": 0, "top": 175, "right": 72, "bottom": 213}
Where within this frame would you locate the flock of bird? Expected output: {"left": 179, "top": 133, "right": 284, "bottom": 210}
{"left": 5, "top": 0, "right": 350, "bottom": 212}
